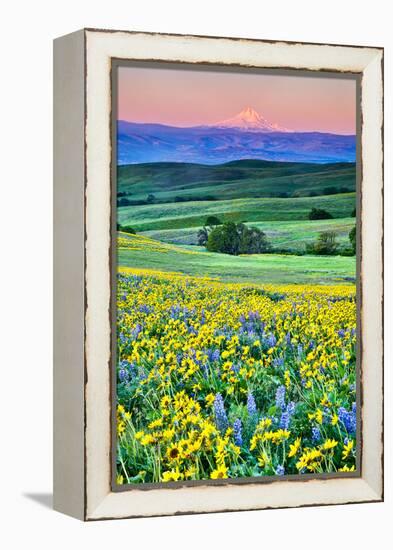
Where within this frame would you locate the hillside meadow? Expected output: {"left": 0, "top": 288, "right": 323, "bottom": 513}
{"left": 142, "top": 217, "right": 355, "bottom": 252}
{"left": 116, "top": 159, "right": 357, "bottom": 484}
{"left": 118, "top": 159, "right": 356, "bottom": 202}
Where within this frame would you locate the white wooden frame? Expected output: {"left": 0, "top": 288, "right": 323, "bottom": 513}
{"left": 53, "top": 28, "right": 383, "bottom": 521}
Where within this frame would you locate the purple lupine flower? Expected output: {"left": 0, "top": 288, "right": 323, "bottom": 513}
{"left": 233, "top": 418, "right": 243, "bottom": 447}
{"left": 138, "top": 367, "right": 147, "bottom": 380}
{"left": 268, "top": 334, "right": 277, "bottom": 348}
{"left": 275, "top": 385, "right": 286, "bottom": 410}
{"left": 279, "top": 401, "right": 296, "bottom": 429}
{"left": 118, "top": 367, "right": 129, "bottom": 382}
{"left": 247, "top": 392, "right": 257, "bottom": 417}
{"left": 275, "top": 465, "right": 285, "bottom": 476}
{"left": 214, "top": 393, "right": 228, "bottom": 434}
{"left": 338, "top": 329, "right": 346, "bottom": 338}
{"left": 170, "top": 304, "right": 181, "bottom": 319}
{"left": 279, "top": 410, "right": 290, "bottom": 430}
{"left": 273, "top": 357, "right": 284, "bottom": 368}
{"left": 312, "top": 426, "right": 321, "bottom": 443}
{"left": 338, "top": 405, "right": 356, "bottom": 434}
{"left": 287, "top": 402, "right": 296, "bottom": 415}
{"left": 131, "top": 323, "right": 142, "bottom": 339}
{"left": 207, "top": 348, "right": 220, "bottom": 362}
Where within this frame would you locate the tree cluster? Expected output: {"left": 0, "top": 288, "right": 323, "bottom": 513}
{"left": 202, "top": 221, "right": 270, "bottom": 256}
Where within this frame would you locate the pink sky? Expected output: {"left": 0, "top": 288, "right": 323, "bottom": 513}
{"left": 118, "top": 65, "right": 357, "bottom": 135}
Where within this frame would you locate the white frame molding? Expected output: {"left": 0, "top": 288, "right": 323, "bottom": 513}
{"left": 53, "top": 28, "right": 383, "bottom": 521}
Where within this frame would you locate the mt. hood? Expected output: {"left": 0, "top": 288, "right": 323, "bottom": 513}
{"left": 209, "top": 106, "right": 292, "bottom": 132}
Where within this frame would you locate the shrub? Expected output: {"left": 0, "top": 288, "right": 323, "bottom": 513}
{"left": 322, "top": 186, "right": 339, "bottom": 195}
{"left": 118, "top": 197, "right": 132, "bottom": 207}
{"left": 308, "top": 208, "right": 333, "bottom": 220}
{"left": 120, "top": 225, "right": 136, "bottom": 235}
{"left": 205, "top": 216, "right": 222, "bottom": 227}
{"left": 338, "top": 246, "right": 355, "bottom": 257}
{"left": 306, "top": 231, "right": 338, "bottom": 255}
{"left": 206, "top": 222, "right": 240, "bottom": 255}
{"left": 197, "top": 227, "right": 209, "bottom": 246}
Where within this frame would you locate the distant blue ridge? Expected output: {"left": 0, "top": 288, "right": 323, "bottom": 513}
{"left": 117, "top": 120, "right": 356, "bottom": 166}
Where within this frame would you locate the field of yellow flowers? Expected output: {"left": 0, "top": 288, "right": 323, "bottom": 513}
{"left": 116, "top": 268, "right": 357, "bottom": 484}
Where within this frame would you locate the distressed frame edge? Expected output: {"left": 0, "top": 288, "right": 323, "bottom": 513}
{"left": 80, "top": 30, "right": 383, "bottom": 521}
{"left": 53, "top": 29, "right": 86, "bottom": 520}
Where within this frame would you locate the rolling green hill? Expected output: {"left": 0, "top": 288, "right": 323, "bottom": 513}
{"left": 118, "top": 192, "right": 356, "bottom": 231}
{"left": 142, "top": 217, "right": 356, "bottom": 252}
{"left": 118, "top": 159, "right": 355, "bottom": 202}
{"left": 118, "top": 233, "right": 355, "bottom": 284}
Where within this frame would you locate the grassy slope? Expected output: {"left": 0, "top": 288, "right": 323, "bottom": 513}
{"left": 118, "top": 159, "right": 355, "bottom": 201}
{"left": 118, "top": 192, "right": 356, "bottom": 231}
{"left": 118, "top": 233, "right": 355, "bottom": 285}
{"left": 142, "top": 217, "right": 356, "bottom": 251}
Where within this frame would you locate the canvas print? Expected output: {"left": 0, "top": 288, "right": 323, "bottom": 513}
{"left": 115, "top": 65, "right": 358, "bottom": 485}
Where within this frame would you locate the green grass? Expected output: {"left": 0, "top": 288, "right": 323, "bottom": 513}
{"left": 142, "top": 217, "right": 356, "bottom": 251}
{"left": 118, "top": 159, "right": 355, "bottom": 202}
{"left": 118, "top": 192, "right": 356, "bottom": 231}
{"left": 118, "top": 233, "right": 355, "bottom": 285}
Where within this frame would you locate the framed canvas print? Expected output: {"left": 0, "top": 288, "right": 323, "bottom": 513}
{"left": 53, "top": 29, "right": 384, "bottom": 520}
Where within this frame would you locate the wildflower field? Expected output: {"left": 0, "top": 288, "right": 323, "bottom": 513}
{"left": 116, "top": 268, "right": 357, "bottom": 484}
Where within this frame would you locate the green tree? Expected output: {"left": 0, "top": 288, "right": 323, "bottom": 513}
{"left": 237, "top": 224, "right": 270, "bottom": 254}
{"left": 323, "top": 186, "right": 339, "bottom": 195}
{"left": 197, "top": 226, "right": 209, "bottom": 246}
{"left": 206, "top": 222, "right": 240, "bottom": 255}
{"left": 349, "top": 226, "right": 356, "bottom": 254}
{"left": 121, "top": 226, "right": 136, "bottom": 235}
{"left": 308, "top": 208, "right": 333, "bottom": 220}
{"left": 307, "top": 231, "right": 338, "bottom": 255}
{"left": 206, "top": 222, "right": 269, "bottom": 256}
{"left": 205, "top": 215, "right": 221, "bottom": 227}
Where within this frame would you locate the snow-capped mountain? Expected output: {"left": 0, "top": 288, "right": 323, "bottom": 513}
{"left": 117, "top": 119, "right": 356, "bottom": 165}
{"left": 210, "top": 106, "right": 292, "bottom": 132}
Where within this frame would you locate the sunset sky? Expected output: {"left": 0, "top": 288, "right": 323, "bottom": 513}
{"left": 118, "top": 64, "right": 357, "bottom": 135}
